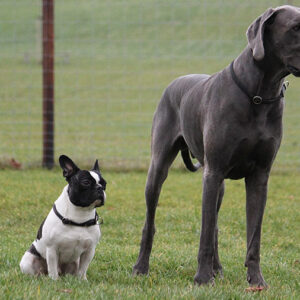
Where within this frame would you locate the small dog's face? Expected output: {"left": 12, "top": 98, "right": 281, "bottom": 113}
{"left": 59, "top": 155, "right": 106, "bottom": 208}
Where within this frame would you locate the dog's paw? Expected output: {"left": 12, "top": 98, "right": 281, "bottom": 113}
{"left": 213, "top": 268, "right": 223, "bottom": 279}
{"left": 194, "top": 272, "right": 215, "bottom": 286}
{"left": 132, "top": 264, "right": 149, "bottom": 276}
{"left": 213, "top": 264, "right": 223, "bottom": 279}
{"left": 77, "top": 272, "right": 88, "bottom": 280}
{"left": 247, "top": 273, "right": 268, "bottom": 288}
{"left": 49, "top": 273, "right": 59, "bottom": 280}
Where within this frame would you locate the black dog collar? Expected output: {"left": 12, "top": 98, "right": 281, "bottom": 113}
{"left": 53, "top": 204, "right": 99, "bottom": 227}
{"left": 230, "top": 61, "right": 288, "bottom": 105}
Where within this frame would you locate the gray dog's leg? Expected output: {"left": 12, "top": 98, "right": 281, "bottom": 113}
{"left": 213, "top": 181, "right": 224, "bottom": 277}
{"left": 133, "top": 98, "right": 181, "bottom": 275}
{"left": 194, "top": 171, "right": 224, "bottom": 285}
{"left": 132, "top": 161, "right": 173, "bottom": 274}
{"left": 133, "top": 154, "right": 178, "bottom": 274}
{"left": 244, "top": 170, "right": 269, "bottom": 287}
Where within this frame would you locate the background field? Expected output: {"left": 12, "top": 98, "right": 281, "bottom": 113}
{"left": 0, "top": 0, "right": 300, "bottom": 171}
{"left": 0, "top": 0, "right": 300, "bottom": 299}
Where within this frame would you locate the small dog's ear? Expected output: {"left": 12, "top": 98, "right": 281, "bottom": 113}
{"left": 246, "top": 7, "right": 277, "bottom": 61}
{"left": 59, "top": 155, "right": 80, "bottom": 180}
{"left": 92, "top": 159, "right": 100, "bottom": 172}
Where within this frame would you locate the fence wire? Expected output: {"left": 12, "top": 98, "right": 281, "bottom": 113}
{"left": 0, "top": 0, "right": 299, "bottom": 172}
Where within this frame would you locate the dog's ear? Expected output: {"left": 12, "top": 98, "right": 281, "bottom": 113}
{"left": 92, "top": 159, "right": 100, "bottom": 172}
{"left": 59, "top": 155, "right": 80, "bottom": 180}
{"left": 246, "top": 8, "right": 277, "bottom": 61}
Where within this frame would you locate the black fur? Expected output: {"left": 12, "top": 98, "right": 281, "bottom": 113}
{"left": 28, "top": 244, "right": 42, "bottom": 258}
{"left": 36, "top": 218, "right": 46, "bottom": 240}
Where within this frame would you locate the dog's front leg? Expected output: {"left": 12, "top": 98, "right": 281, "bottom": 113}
{"left": 213, "top": 181, "right": 224, "bottom": 277}
{"left": 245, "top": 169, "right": 269, "bottom": 287}
{"left": 46, "top": 247, "right": 59, "bottom": 280}
{"left": 77, "top": 247, "right": 95, "bottom": 280}
{"left": 194, "top": 171, "right": 223, "bottom": 285}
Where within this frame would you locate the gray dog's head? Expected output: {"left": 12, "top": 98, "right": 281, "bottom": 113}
{"left": 247, "top": 5, "right": 300, "bottom": 77}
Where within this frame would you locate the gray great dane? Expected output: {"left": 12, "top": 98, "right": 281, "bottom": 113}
{"left": 133, "top": 5, "right": 300, "bottom": 286}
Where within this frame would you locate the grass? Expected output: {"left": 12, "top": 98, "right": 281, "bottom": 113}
{"left": 0, "top": 0, "right": 300, "bottom": 170}
{"left": 0, "top": 169, "right": 299, "bottom": 299}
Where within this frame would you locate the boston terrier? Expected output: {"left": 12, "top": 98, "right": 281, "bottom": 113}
{"left": 20, "top": 155, "right": 106, "bottom": 280}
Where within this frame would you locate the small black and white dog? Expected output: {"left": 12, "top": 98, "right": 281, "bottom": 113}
{"left": 20, "top": 155, "right": 106, "bottom": 280}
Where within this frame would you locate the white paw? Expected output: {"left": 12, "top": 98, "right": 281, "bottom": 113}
{"left": 49, "top": 273, "right": 59, "bottom": 280}
{"left": 78, "top": 273, "right": 88, "bottom": 280}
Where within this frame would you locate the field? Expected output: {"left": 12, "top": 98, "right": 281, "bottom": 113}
{"left": 0, "top": 0, "right": 300, "bottom": 170}
{"left": 0, "top": 0, "right": 300, "bottom": 299}
{"left": 0, "top": 169, "right": 299, "bottom": 299}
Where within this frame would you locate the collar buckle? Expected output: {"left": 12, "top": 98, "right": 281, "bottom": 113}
{"left": 61, "top": 217, "right": 70, "bottom": 225}
{"left": 252, "top": 96, "right": 263, "bottom": 105}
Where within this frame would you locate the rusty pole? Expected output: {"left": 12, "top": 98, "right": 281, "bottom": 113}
{"left": 42, "top": 0, "right": 54, "bottom": 168}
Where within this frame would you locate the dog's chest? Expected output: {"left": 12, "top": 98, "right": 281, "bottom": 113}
{"left": 226, "top": 134, "right": 279, "bottom": 179}
{"left": 56, "top": 229, "right": 97, "bottom": 262}
{"left": 35, "top": 210, "right": 101, "bottom": 263}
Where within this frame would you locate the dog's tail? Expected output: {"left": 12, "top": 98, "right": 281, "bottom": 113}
{"left": 181, "top": 149, "right": 201, "bottom": 172}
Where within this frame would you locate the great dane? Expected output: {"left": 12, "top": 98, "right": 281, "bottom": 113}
{"left": 133, "top": 5, "right": 300, "bottom": 286}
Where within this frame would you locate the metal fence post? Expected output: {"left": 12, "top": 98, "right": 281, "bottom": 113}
{"left": 42, "top": 0, "right": 54, "bottom": 168}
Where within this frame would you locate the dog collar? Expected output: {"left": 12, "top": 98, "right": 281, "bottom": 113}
{"left": 230, "top": 61, "right": 288, "bottom": 105}
{"left": 53, "top": 204, "right": 99, "bottom": 227}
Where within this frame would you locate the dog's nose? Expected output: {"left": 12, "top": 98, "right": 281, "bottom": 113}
{"left": 97, "top": 184, "right": 103, "bottom": 191}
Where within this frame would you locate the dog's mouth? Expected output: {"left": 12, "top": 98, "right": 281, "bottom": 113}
{"left": 94, "top": 199, "right": 104, "bottom": 207}
{"left": 94, "top": 191, "right": 106, "bottom": 207}
{"left": 287, "top": 65, "right": 300, "bottom": 77}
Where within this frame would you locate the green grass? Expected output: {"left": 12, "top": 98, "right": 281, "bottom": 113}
{"left": 0, "top": 0, "right": 300, "bottom": 171}
{"left": 0, "top": 169, "right": 299, "bottom": 299}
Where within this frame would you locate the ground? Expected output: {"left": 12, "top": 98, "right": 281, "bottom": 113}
{"left": 0, "top": 169, "right": 299, "bottom": 299}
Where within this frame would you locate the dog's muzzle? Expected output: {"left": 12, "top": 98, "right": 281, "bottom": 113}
{"left": 287, "top": 65, "right": 300, "bottom": 77}
{"left": 95, "top": 190, "right": 106, "bottom": 207}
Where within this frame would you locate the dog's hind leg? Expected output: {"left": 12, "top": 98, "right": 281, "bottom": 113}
{"left": 132, "top": 151, "right": 178, "bottom": 275}
{"left": 20, "top": 251, "right": 47, "bottom": 276}
{"left": 133, "top": 103, "right": 181, "bottom": 275}
{"left": 213, "top": 181, "right": 224, "bottom": 277}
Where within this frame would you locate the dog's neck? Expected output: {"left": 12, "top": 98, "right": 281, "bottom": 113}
{"left": 233, "top": 46, "right": 288, "bottom": 100}
{"left": 54, "top": 185, "right": 96, "bottom": 223}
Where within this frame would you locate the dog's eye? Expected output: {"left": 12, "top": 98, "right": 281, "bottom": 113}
{"left": 81, "top": 180, "right": 91, "bottom": 187}
{"left": 293, "top": 24, "right": 300, "bottom": 32}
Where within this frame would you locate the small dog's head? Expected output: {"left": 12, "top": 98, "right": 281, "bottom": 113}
{"left": 59, "top": 155, "right": 106, "bottom": 208}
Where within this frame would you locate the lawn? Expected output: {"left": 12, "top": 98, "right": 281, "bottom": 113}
{"left": 0, "top": 169, "right": 299, "bottom": 299}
